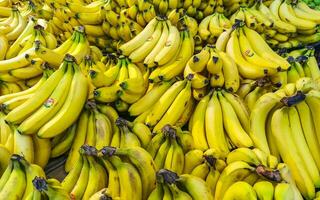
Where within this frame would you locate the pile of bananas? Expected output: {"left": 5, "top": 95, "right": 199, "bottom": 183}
{"left": 1, "top": 0, "right": 320, "bottom": 199}
{"left": 249, "top": 78, "right": 320, "bottom": 199}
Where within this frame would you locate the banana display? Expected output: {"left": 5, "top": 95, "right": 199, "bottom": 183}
{"left": 1, "top": 0, "right": 320, "bottom": 199}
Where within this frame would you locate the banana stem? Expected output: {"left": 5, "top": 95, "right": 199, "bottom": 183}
{"left": 157, "top": 169, "right": 179, "bottom": 184}
{"left": 256, "top": 165, "right": 282, "bottom": 182}
{"left": 280, "top": 91, "right": 306, "bottom": 106}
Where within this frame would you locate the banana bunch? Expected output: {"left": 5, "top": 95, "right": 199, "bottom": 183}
{"left": 93, "top": 56, "right": 147, "bottom": 104}
{"left": 62, "top": 145, "right": 107, "bottom": 199}
{"left": 36, "top": 3, "right": 53, "bottom": 20}
{"left": 183, "top": 148, "right": 227, "bottom": 197}
{"left": 146, "top": 125, "right": 193, "bottom": 174}
{"left": 3, "top": 54, "right": 88, "bottom": 141}
{"left": 149, "top": 169, "right": 214, "bottom": 199}
{"left": 112, "top": 117, "right": 152, "bottom": 149}
{"left": 219, "top": 162, "right": 304, "bottom": 200}
{"left": 98, "top": 146, "right": 157, "bottom": 200}
{"left": 0, "top": 112, "right": 51, "bottom": 166}
{"left": 34, "top": 26, "right": 90, "bottom": 66}
{"left": 120, "top": 17, "right": 194, "bottom": 80}
{"left": 16, "top": 0, "right": 36, "bottom": 17}
{"left": 278, "top": 48, "right": 320, "bottom": 85}
{"left": 190, "top": 89, "right": 252, "bottom": 153}
{"left": 198, "top": 12, "right": 231, "bottom": 43}
{"left": 214, "top": 147, "right": 300, "bottom": 200}
{"left": 120, "top": 18, "right": 177, "bottom": 66}
{"left": 129, "top": 77, "right": 194, "bottom": 131}
{"left": 103, "top": 6, "right": 144, "bottom": 42}
{"left": 0, "top": 154, "right": 55, "bottom": 199}
{"left": 78, "top": 53, "right": 106, "bottom": 98}
{"left": 29, "top": 177, "right": 71, "bottom": 199}
{"left": 62, "top": 104, "right": 118, "bottom": 172}
{"left": 248, "top": 79, "right": 320, "bottom": 199}
{"left": 237, "top": 77, "right": 281, "bottom": 111}
{"left": 0, "top": 71, "right": 52, "bottom": 118}
{"left": 123, "top": 0, "right": 156, "bottom": 27}
{"left": 217, "top": 25, "right": 290, "bottom": 79}
{"left": 5, "top": 20, "right": 57, "bottom": 60}
{"left": 148, "top": 29, "right": 194, "bottom": 82}
{"left": 184, "top": 44, "right": 240, "bottom": 94}
{"left": 0, "top": 8, "right": 27, "bottom": 41}
{"left": 167, "top": 9, "right": 199, "bottom": 37}
{"left": 0, "top": 0, "right": 13, "bottom": 17}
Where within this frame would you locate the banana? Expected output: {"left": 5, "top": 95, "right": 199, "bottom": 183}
{"left": 198, "top": 15, "right": 211, "bottom": 40}
{"left": 0, "top": 35, "right": 8, "bottom": 60}
{"left": 214, "top": 161, "right": 255, "bottom": 200}
{"left": 279, "top": 1, "right": 316, "bottom": 30}
{"left": 216, "top": 28, "right": 232, "bottom": 51}
{"left": 183, "top": 149, "right": 204, "bottom": 174}
{"left": 169, "top": 138, "right": 185, "bottom": 174}
{"left": 239, "top": 28, "right": 280, "bottom": 70}
{"left": 0, "top": 48, "right": 34, "bottom": 72}
{"left": 271, "top": 107, "right": 315, "bottom": 199}
{"left": 169, "top": 183, "right": 192, "bottom": 200}
{"left": 132, "top": 123, "right": 152, "bottom": 148}
{"left": 157, "top": 31, "right": 194, "bottom": 81}
{"left": 243, "top": 26, "right": 290, "bottom": 70}
{"left": 76, "top": 9, "right": 105, "bottom": 25}
{"left": 288, "top": 106, "right": 320, "bottom": 187}
{"left": 217, "top": 51, "right": 239, "bottom": 92}
{"left": 82, "top": 156, "right": 101, "bottom": 199}
{"left": 113, "top": 147, "right": 157, "bottom": 199}
{"left": 205, "top": 91, "right": 229, "bottom": 153}
{"left": 65, "top": 110, "right": 89, "bottom": 172}
{"left": 0, "top": 157, "right": 13, "bottom": 191}
{"left": 32, "top": 135, "right": 51, "bottom": 168}
{"left": 218, "top": 91, "right": 253, "bottom": 148}
{"left": 188, "top": 47, "right": 210, "bottom": 73}
{"left": 95, "top": 110, "right": 113, "bottom": 149}
{"left": 145, "top": 80, "right": 186, "bottom": 127}
{"left": 120, "top": 18, "right": 158, "bottom": 55}
{"left": 144, "top": 20, "right": 169, "bottom": 67}
{"left": 226, "top": 148, "right": 260, "bottom": 166}
{"left": 226, "top": 30, "right": 270, "bottom": 79}
{"left": 154, "top": 21, "right": 180, "bottom": 66}
{"left": 274, "top": 183, "right": 295, "bottom": 200}
{"left": 20, "top": 158, "right": 46, "bottom": 199}
{"left": 253, "top": 181, "right": 274, "bottom": 200}
{"left": 70, "top": 155, "right": 90, "bottom": 199}
{"left": 37, "top": 59, "right": 88, "bottom": 138}
{"left": 62, "top": 147, "right": 84, "bottom": 192}
{"left": 177, "top": 174, "right": 214, "bottom": 200}
{"left": 129, "top": 21, "right": 163, "bottom": 63}
{"left": 0, "top": 144, "right": 10, "bottom": 174}
{"left": 222, "top": 181, "right": 257, "bottom": 200}
{"left": 191, "top": 162, "right": 210, "bottom": 180}
{"left": 51, "top": 123, "right": 76, "bottom": 158}
{"left": 192, "top": 92, "right": 210, "bottom": 150}
{"left": 17, "top": 62, "right": 74, "bottom": 134}
{"left": 250, "top": 92, "right": 281, "bottom": 154}
{"left": 0, "top": 156, "right": 26, "bottom": 200}
{"left": 109, "top": 156, "right": 142, "bottom": 200}
{"left": 152, "top": 79, "right": 191, "bottom": 130}
{"left": 296, "top": 99, "right": 320, "bottom": 171}
{"left": 162, "top": 184, "right": 173, "bottom": 200}
{"left": 13, "top": 128, "right": 34, "bottom": 163}
{"left": 98, "top": 157, "right": 120, "bottom": 198}
{"left": 34, "top": 41, "right": 64, "bottom": 67}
